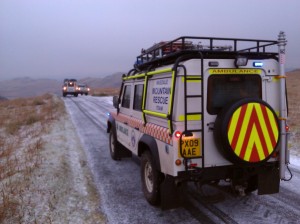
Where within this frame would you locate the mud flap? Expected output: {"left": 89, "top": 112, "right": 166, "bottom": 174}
{"left": 117, "top": 146, "right": 132, "bottom": 158}
{"left": 258, "top": 167, "right": 280, "bottom": 195}
{"left": 160, "top": 175, "right": 183, "bottom": 210}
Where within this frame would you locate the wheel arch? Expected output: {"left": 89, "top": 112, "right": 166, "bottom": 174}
{"left": 107, "top": 115, "right": 116, "bottom": 134}
{"left": 138, "top": 134, "right": 161, "bottom": 171}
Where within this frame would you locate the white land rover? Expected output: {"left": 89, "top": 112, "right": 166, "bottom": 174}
{"left": 107, "top": 32, "right": 291, "bottom": 209}
{"left": 62, "top": 79, "right": 78, "bottom": 97}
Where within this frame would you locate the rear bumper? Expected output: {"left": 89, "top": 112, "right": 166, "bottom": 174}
{"left": 176, "top": 161, "right": 280, "bottom": 194}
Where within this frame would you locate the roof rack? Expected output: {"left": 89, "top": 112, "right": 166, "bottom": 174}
{"left": 134, "top": 36, "right": 278, "bottom": 70}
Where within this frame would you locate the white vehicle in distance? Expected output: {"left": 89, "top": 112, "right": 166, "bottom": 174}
{"left": 77, "top": 84, "right": 90, "bottom": 96}
{"left": 62, "top": 79, "right": 78, "bottom": 97}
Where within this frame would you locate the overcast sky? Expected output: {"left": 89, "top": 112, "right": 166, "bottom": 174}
{"left": 0, "top": 0, "right": 299, "bottom": 81}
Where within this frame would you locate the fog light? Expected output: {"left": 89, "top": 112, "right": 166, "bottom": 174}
{"left": 189, "top": 163, "right": 198, "bottom": 168}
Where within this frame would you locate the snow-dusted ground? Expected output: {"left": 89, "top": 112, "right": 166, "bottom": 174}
{"left": 63, "top": 95, "right": 300, "bottom": 224}
{"left": 27, "top": 105, "right": 107, "bottom": 223}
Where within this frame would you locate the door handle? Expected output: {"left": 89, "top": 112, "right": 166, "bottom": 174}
{"left": 207, "top": 122, "right": 214, "bottom": 131}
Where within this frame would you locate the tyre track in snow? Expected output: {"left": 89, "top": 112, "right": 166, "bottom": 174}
{"left": 67, "top": 97, "right": 108, "bottom": 131}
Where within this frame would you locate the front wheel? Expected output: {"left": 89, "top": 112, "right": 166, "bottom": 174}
{"left": 109, "top": 129, "right": 120, "bottom": 160}
{"left": 141, "top": 151, "right": 162, "bottom": 205}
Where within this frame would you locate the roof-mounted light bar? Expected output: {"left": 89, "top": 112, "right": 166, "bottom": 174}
{"left": 253, "top": 62, "right": 263, "bottom": 67}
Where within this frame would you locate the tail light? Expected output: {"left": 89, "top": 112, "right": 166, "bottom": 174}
{"left": 285, "top": 125, "right": 290, "bottom": 132}
{"left": 174, "top": 131, "right": 181, "bottom": 138}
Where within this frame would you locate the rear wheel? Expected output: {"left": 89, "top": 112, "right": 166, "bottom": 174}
{"left": 141, "top": 151, "right": 162, "bottom": 205}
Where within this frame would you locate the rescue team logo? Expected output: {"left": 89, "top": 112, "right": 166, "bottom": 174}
{"left": 227, "top": 103, "right": 279, "bottom": 162}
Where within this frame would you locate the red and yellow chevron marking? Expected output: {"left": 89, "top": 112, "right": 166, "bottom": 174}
{"left": 227, "top": 103, "right": 279, "bottom": 162}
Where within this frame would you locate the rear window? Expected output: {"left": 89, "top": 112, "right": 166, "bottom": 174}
{"left": 133, "top": 84, "right": 144, "bottom": 111}
{"left": 207, "top": 74, "right": 261, "bottom": 114}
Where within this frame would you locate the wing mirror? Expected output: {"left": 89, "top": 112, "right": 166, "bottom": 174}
{"left": 113, "top": 96, "right": 119, "bottom": 109}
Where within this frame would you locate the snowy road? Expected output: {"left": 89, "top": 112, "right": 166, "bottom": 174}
{"left": 63, "top": 95, "right": 300, "bottom": 224}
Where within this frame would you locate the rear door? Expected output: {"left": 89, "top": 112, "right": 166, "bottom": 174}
{"left": 67, "top": 81, "right": 76, "bottom": 93}
{"left": 204, "top": 67, "right": 263, "bottom": 167}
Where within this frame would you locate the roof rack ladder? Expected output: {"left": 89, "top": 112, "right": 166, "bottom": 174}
{"left": 177, "top": 61, "right": 204, "bottom": 170}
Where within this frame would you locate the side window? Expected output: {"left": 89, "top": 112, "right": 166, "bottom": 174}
{"left": 133, "top": 84, "right": 144, "bottom": 111}
{"left": 121, "top": 85, "right": 132, "bottom": 108}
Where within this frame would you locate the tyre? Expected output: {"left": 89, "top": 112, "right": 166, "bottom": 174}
{"left": 74, "top": 93, "right": 78, "bottom": 97}
{"left": 214, "top": 98, "right": 280, "bottom": 165}
{"left": 63, "top": 93, "right": 66, "bottom": 97}
{"left": 141, "top": 151, "right": 162, "bottom": 205}
{"left": 85, "top": 93, "right": 88, "bottom": 96}
{"left": 109, "top": 129, "right": 120, "bottom": 160}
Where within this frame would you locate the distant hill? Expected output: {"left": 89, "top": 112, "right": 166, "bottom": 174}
{"left": 0, "top": 96, "right": 8, "bottom": 101}
{"left": 78, "top": 72, "right": 123, "bottom": 88}
{"left": 0, "top": 73, "right": 124, "bottom": 99}
{"left": 0, "top": 77, "right": 61, "bottom": 99}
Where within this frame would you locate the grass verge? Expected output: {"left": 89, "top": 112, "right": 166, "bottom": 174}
{"left": 0, "top": 94, "right": 64, "bottom": 223}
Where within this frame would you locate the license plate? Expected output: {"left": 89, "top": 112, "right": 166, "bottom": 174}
{"left": 178, "top": 138, "right": 201, "bottom": 158}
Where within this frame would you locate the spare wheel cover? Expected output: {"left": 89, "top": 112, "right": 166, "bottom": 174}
{"left": 214, "top": 98, "right": 280, "bottom": 165}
